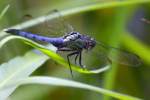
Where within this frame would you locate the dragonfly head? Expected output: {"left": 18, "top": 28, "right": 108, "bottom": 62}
{"left": 83, "top": 35, "right": 96, "bottom": 50}
{"left": 88, "top": 38, "right": 96, "bottom": 50}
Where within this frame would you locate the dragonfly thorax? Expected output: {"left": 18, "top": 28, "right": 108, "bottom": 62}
{"left": 63, "top": 31, "right": 81, "bottom": 42}
{"left": 63, "top": 32, "right": 96, "bottom": 50}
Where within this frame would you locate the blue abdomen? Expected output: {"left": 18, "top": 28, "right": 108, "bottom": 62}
{"left": 5, "top": 29, "right": 64, "bottom": 47}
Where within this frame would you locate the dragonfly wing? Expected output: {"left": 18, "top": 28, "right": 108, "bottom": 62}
{"left": 108, "top": 47, "right": 141, "bottom": 66}
{"left": 81, "top": 50, "right": 110, "bottom": 70}
{"left": 43, "top": 9, "right": 74, "bottom": 36}
{"left": 22, "top": 14, "right": 49, "bottom": 36}
{"left": 96, "top": 41, "right": 142, "bottom": 67}
{"left": 22, "top": 10, "right": 74, "bottom": 37}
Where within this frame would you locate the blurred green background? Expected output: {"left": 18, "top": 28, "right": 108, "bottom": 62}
{"left": 0, "top": 0, "right": 150, "bottom": 100}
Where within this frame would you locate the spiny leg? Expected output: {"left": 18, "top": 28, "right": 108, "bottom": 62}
{"left": 67, "top": 51, "right": 79, "bottom": 77}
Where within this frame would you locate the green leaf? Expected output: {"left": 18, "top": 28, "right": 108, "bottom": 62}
{"left": 0, "top": 49, "right": 49, "bottom": 99}
{"left": 5, "top": 76, "right": 142, "bottom": 100}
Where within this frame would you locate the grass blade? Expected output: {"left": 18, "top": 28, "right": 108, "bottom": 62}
{"left": 0, "top": 4, "right": 10, "bottom": 20}
{"left": 5, "top": 76, "right": 142, "bottom": 100}
{"left": 0, "top": 50, "right": 49, "bottom": 99}
{"left": 6, "top": 0, "right": 150, "bottom": 30}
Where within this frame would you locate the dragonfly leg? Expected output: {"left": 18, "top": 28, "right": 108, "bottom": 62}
{"left": 79, "top": 51, "right": 85, "bottom": 69}
{"left": 67, "top": 51, "right": 79, "bottom": 77}
{"left": 75, "top": 54, "right": 79, "bottom": 65}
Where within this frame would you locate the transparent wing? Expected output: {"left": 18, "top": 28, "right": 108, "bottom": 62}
{"left": 81, "top": 50, "right": 110, "bottom": 70}
{"left": 22, "top": 14, "right": 47, "bottom": 35}
{"left": 96, "top": 41, "right": 142, "bottom": 67}
{"left": 80, "top": 41, "right": 141, "bottom": 70}
{"left": 22, "top": 10, "right": 74, "bottom": 37}
{"left": 43, "top": 9, "right": 74, "bottom": 36}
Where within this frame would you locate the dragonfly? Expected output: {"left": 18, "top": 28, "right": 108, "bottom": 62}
{"left": 4, "top": 10, "right": 141, "bottom": 76}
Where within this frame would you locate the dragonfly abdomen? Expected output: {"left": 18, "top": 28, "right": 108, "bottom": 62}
{"left": 4, "top": 29, "right": 64, "bottom": 47}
